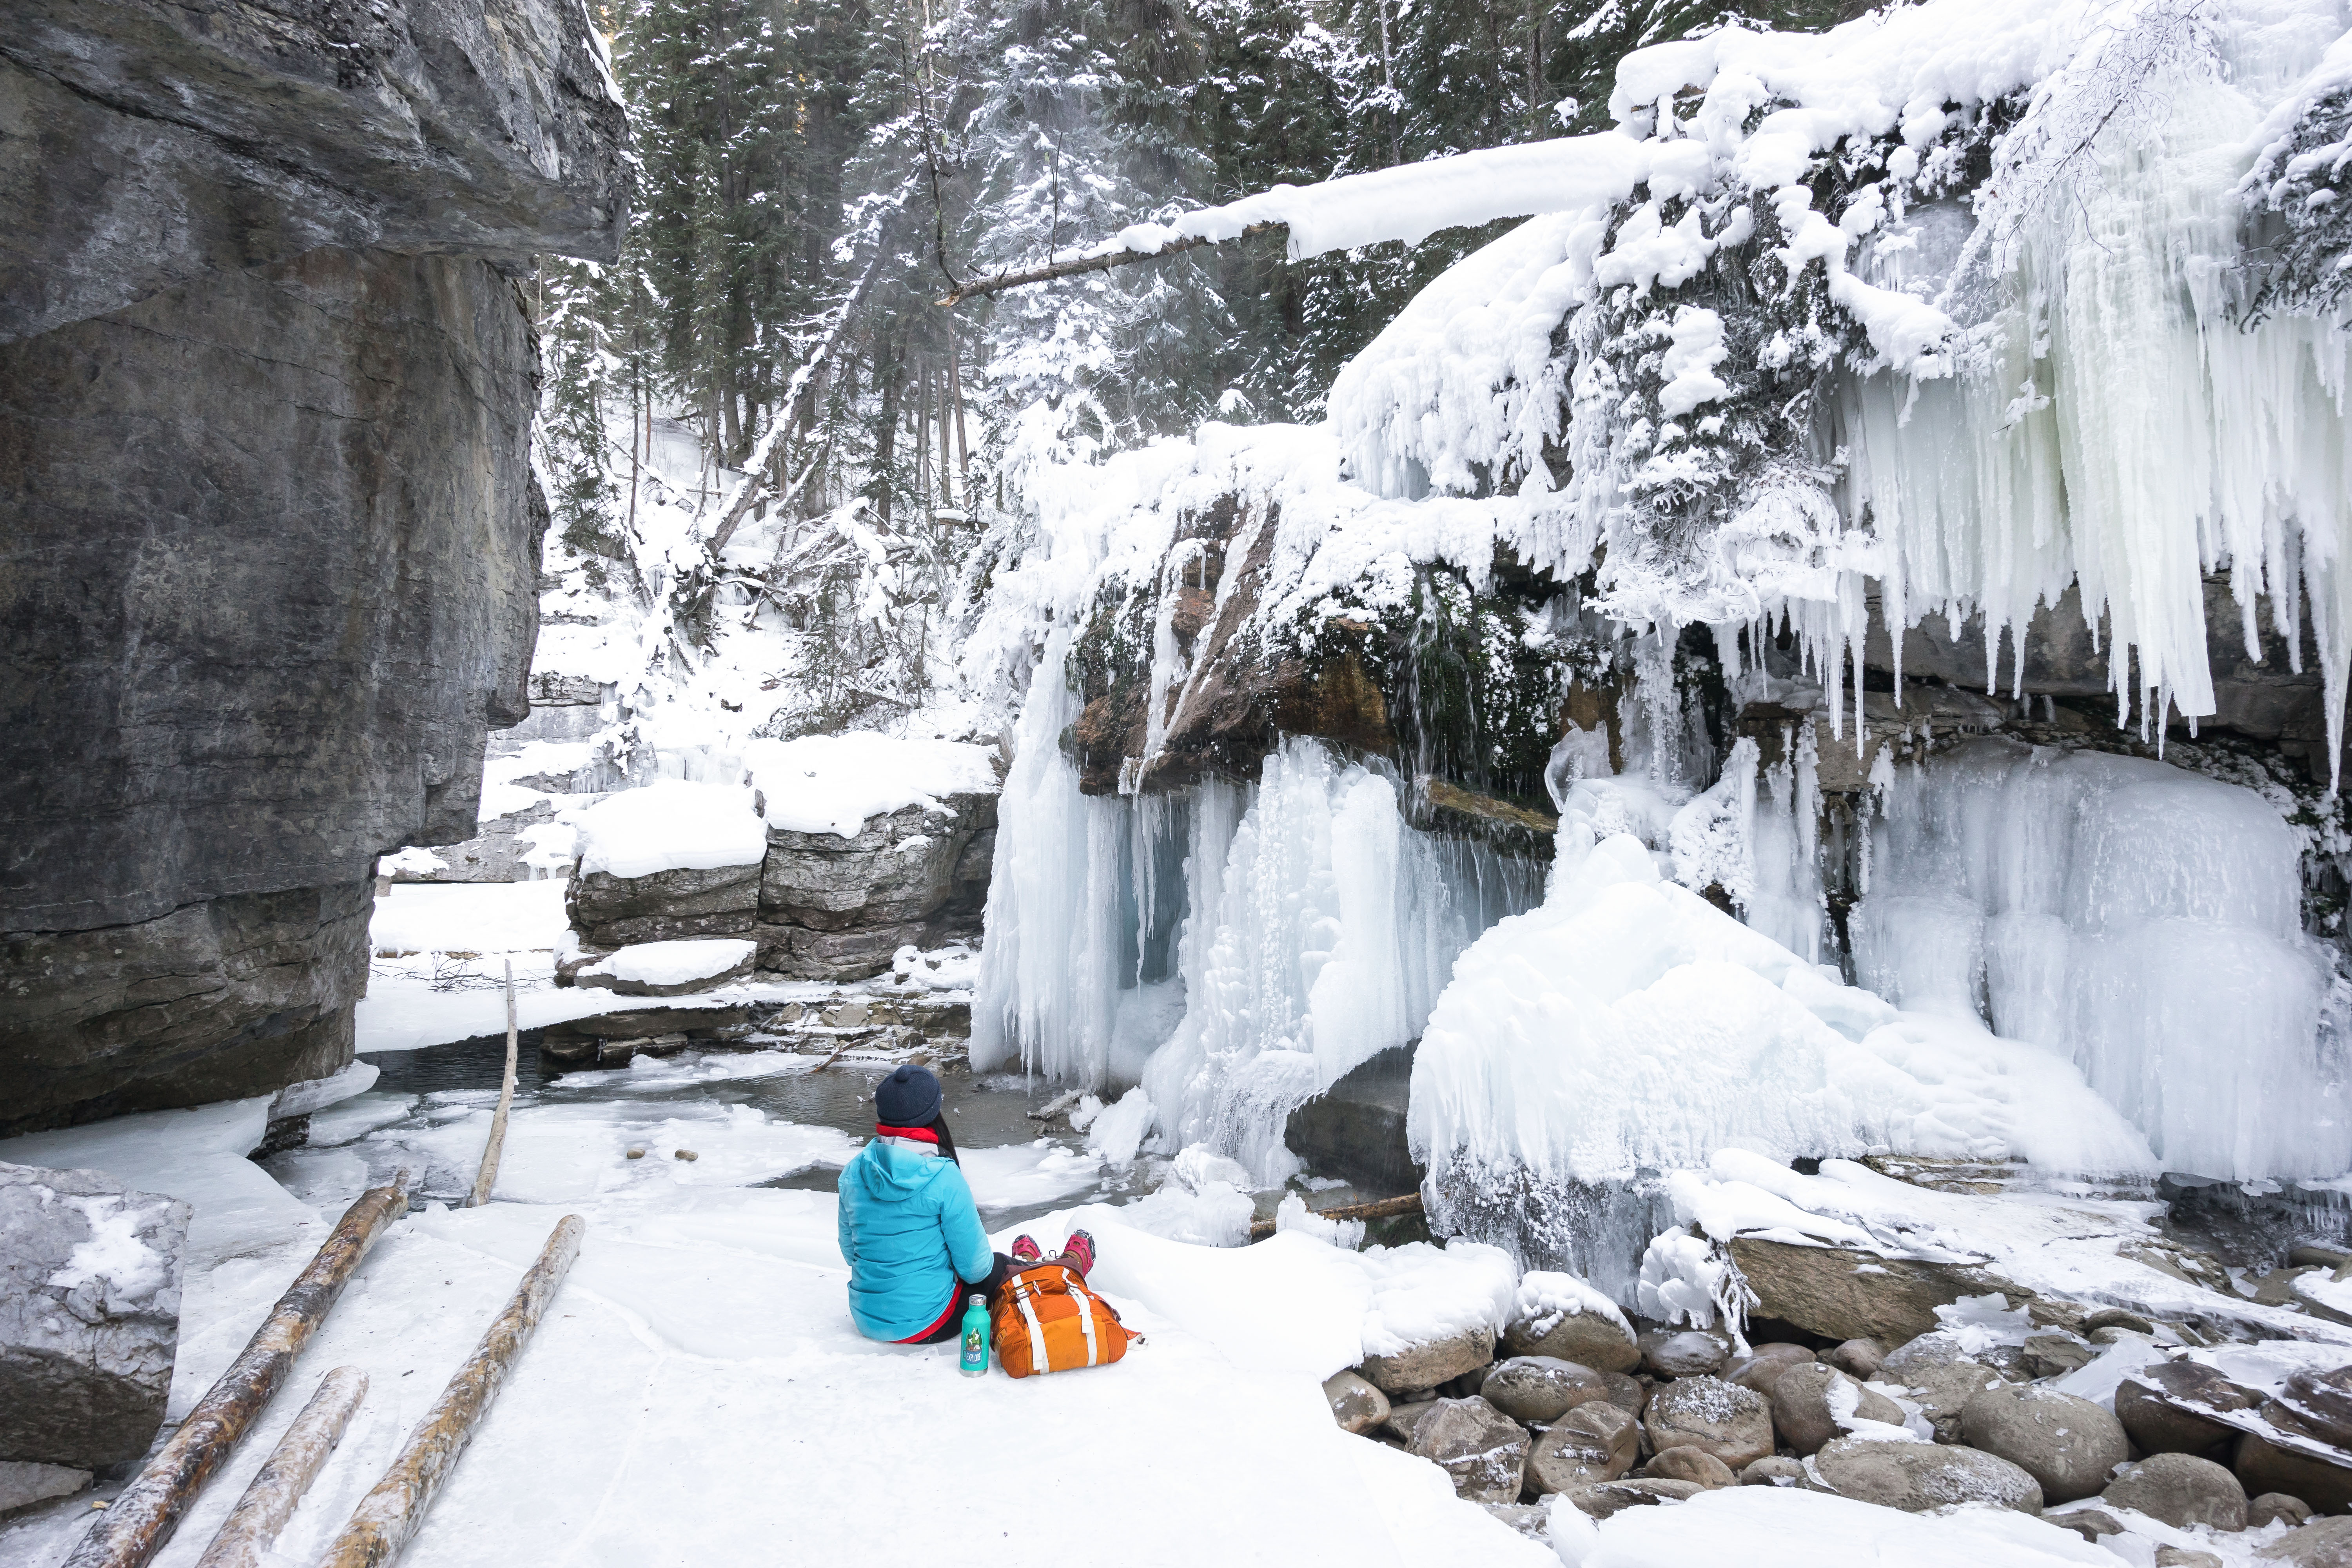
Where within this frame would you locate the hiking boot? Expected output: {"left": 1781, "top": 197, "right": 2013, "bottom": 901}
{"left": 1057, "top": 1229, "right": 1096, "bottom": 1276}
{"left": 1009, "top": 1234, "right": 1042, "bottom": 1265}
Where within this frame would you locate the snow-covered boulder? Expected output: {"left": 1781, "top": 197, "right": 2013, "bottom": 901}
{"left": 1529, "top": 1401, "right": 1639, "bottom": 1494}
{"left": 1811, "top": 1435, "right": 2044, "bottom": 1515}
{"left": 1320, "top": 1371, "right": 1388, "bottom": 1435}
{"left": 1406, "top": 1396, "right": 1528, "bottom": 1503}
{"left": 563, "top": 781, "right": 768, "bottom": 953}
{"left": 747, "top": 733, "right": 1000, "bottom": 981}
{"left": 1726, "top": 1234, "right": 2018, "bottom": 1348}
{"left": 1358, "top": 1325, "right": 1493, "bottom": 1397}
{"left": 1642, "top": 1377, "right": 1775, "bottom": 1471}
{"left": 0, "top": 1162, "right": 188, "bottom": 1470}
{"left": 1500, "top": 1272, "right": 1641, "bottom": 1373}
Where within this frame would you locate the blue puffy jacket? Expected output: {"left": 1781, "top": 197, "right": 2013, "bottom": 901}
{"left": 836, "top": 1138, "right": 994, "bottom": 1340}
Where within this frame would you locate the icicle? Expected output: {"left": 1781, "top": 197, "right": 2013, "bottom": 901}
{"left": 1849, "top": 737, "right": 2339, "bottom": 1180}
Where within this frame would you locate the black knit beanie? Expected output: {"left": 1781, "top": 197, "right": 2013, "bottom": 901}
{"left": 875, "top": 1063, "right": 943, "bottom": 1128}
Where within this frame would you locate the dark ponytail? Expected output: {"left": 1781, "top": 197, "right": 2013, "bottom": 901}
{"left": 927, "top": 1112, "right": 960, "bottom": 1167}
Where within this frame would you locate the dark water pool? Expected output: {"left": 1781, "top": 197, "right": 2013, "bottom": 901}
{"left": 359, "top": 1037, "right": 1069, "bottom": 1180}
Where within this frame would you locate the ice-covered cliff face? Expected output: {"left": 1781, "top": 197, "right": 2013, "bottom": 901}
{"left": 1324, "top": 0, "right": 2352, "bottom": 769}
{"left": 0, "top": 0, "right": 630, "bottom": 1132}
{"left": 967, "top": 0, "right": 2352, "bottom": 1225}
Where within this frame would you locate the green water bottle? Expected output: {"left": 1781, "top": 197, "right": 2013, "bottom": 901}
{"left": 958, "top": 1293, "right": 989, "bottom": 1377}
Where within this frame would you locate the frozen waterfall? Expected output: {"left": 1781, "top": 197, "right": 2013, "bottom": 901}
{"left": 1851, "top": 738, "right": 2347, "bottom": 1181}
{"left": 971, "top": 631, "right": 1543, "bottom": 1182}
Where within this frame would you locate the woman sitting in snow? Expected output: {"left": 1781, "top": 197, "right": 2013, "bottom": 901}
{"left": 837, "top": 1063, "right": 1095, "bottom": 1343}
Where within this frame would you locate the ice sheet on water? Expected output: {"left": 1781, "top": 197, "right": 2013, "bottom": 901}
{"left": 0, "top": 1098, "right": 318, "bottom": 1268}
{"left": 305, "top": 1091, "right": 420, "bottom": 1147}
{"left": 338, "top": 1099, "right": 859, "bottom": 1205}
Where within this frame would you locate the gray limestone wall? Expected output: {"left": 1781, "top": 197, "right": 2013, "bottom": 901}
{"left": 0, "top": 0, "right": 628, "bottom": 1134}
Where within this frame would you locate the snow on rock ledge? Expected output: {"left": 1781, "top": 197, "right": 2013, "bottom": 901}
{"left": 573, "top": 780, "right": 768, "bottom": 879}
{"left": 578, "top": 938, "right": 758, "bottom": 997}
{"left": 745, "top": 733, "right": 1000, "bottom": 840}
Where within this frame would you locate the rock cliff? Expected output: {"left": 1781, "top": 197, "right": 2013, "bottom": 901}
{"left": 0, "top": 0, "right": 629, "bottom": 1133}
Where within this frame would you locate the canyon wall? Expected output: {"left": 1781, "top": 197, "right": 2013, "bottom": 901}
{"left": 0, "top": 0, "right": 629, "bottom": 1132}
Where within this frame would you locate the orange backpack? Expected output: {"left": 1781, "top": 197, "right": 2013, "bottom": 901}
{"left": 989, "top": 1263, "right": 1138, "bottom": 1377}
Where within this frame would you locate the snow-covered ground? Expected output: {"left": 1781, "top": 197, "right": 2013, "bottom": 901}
{"left": 3, "top": 1072, "right": 2330, "bottom": 1567}
{"left": 0, "top": 1088, "right": 1565, "bottom": 1567}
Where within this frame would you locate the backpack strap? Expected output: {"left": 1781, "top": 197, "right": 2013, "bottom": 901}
{"left": 1065, "top": 1267, "right": 1100, "bottom": 1368}
{"left": 1013, "top": 1275, "right": 1052, "bottom": 1374}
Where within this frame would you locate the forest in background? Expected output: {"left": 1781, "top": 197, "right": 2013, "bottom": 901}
{"left": 534, "top": 0, "right": 1851, "bottom": 725}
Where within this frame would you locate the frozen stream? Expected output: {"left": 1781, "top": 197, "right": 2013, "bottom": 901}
{"left": 271, "top": 1047, "right": 1129, "bottom": 1227}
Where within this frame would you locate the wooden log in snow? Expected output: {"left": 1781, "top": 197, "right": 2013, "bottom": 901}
{"left": 1247, "top": 1191, "right": 1423, "bottom": 1242}
{"left": 313, "top": 1214, "right": 585, "bottom": 1568}
{"left": 62, "top": 1181, "right": 410, "bottom": 1568}
{"left": 466, "top": 960, "right": 519, "bottom": 1208}
{"left": 191, "top": 1367, "right": 369, "bottom": 1568}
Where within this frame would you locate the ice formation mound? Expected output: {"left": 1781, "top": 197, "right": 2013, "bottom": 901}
{"left": 1407, "top": 827, "right": 2159, "bottom": 1201}
{"left": 1854, "top": 738, "right": 2342, "bottom": 1179}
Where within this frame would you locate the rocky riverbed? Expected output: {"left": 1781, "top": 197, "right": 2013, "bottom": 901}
{"left": 1316, "top": 1243, "right": 2352, "bottom": 1564}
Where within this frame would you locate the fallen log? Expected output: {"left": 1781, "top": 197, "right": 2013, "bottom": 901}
{"left": 466, "top": 960, "right": 519, "bottom": 1207}
{"left": 1247, "top": 1191, "right": 1423, "bottom": 1242}
{"left": 191, "top": 1367, "right": 369, "bottom": 1568}
{"left": 314, "top": 1214, "right": 585, "bottom": 1568}
{"left": 63, "top": 1180, "right": 411, "bottom": 1568}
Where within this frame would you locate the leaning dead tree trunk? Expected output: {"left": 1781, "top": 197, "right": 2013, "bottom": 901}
{"left": 466, "top": 960, "right": 519, "bottom": 1207}
{"left": 64, "top": 1181, "right": 411, "bottom": 1568}
{"left": 935, "top": 223, "right": 1281, "bottom": 308}
{"left": 191, "top": 1367, "right": 369, "bottom": 1568}
{"left": 314, "top": 1215, "right": 586, "bottom": 1568}
{"left": 705, "top": 236, "right": 899, "bottom": 559}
